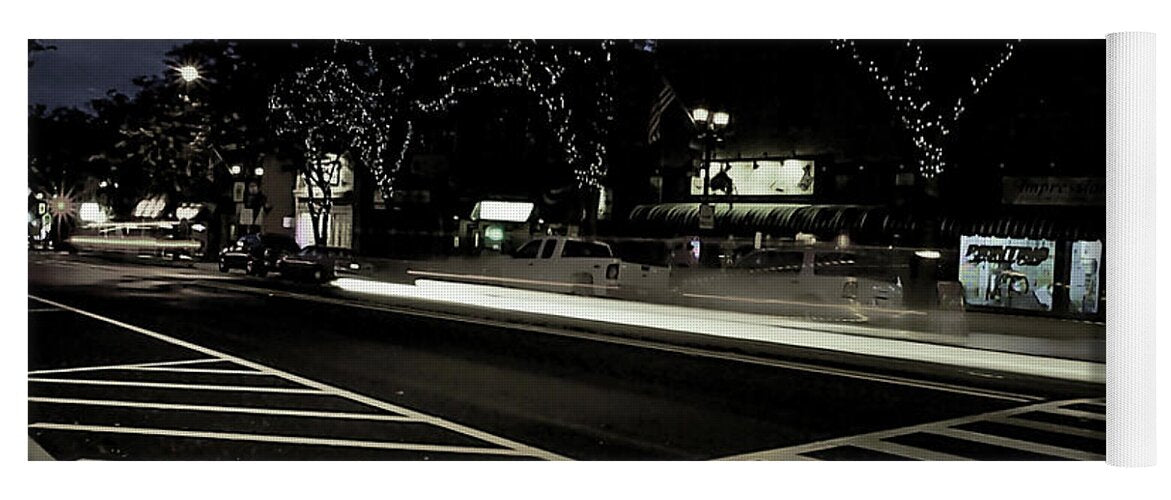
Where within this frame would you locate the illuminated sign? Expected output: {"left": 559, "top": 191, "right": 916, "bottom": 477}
{"left": 959, "top": 235, "right": 1056, "bottom": 311}
{"left": 484, "top": 226, "right": 505, "bottom": 242}
{"left": 79, "top": 202, "right": 107, "bottom": 223}
{"left": 691, "top": 159, "right": 815, "bottom": 196}
{"left": 133, "top": 197, "right": 166, "bottom": 218}
{"left": 472, "top": 201, "right": 534, "bottom": 223}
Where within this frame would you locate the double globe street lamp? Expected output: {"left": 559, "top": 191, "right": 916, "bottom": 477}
{"left": 691, "top": 107, "right": 731, "bottom": 200}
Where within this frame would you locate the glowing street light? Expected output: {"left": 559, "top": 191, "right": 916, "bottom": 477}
{"left": 691, "top": 107, "right": 710, "bottom": 124}
{"left": 228, "top": 165, "right": 243, "bottom": 176}
{"left": 711, "top": 111, "right": 730, "bottom": 128}
{"left": 253, "top": 167, "right": 265, "bottom": 177}
{"left": 177, "top": 65, "right": 201, "bottom": 83}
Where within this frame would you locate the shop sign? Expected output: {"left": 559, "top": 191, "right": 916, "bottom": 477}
{"left": 959, "top": 235, "right": 1057, "bottom": 312}
{"left": 1002, "top": 177, "right": 1105, "bottom": 206}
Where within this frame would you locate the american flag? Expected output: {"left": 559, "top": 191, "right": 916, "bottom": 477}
{"left": 647, "top": 79, "right": 679, "bottom": 144}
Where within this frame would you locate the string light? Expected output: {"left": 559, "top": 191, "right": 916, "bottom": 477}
{"left": 269, "top": 40, "right": 415, "bottom": 226}
{"left": 416, "top": 39, "right": 616, "bottom": 190}
{"left": 831, "top": 39, "right": 1017, "bottom": 177}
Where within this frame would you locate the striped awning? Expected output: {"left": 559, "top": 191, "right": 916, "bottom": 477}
{"left": 628, "top": 203, "right": 1103, "bottom": 243}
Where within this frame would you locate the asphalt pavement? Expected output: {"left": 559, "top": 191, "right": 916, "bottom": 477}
{"left": 28, "top": 252, "right": 1106, "bottom": 460}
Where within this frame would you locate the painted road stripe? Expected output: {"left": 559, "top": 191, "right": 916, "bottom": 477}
{"left": 850, "top": 439, "right": 967, "bottom": 461}
{"left": 120, "top": 367, "right": 272, "bottom": 376}
{"left": 27, "top": 294, "right": 568, "bottom": 461}
{"left": 29, "top": 397, "right": 416, "bottom": 422}
{"left": 194, "top": 280, "right": 1041, "bottom": 403}
{"left": 29, "top": 358, "right": 223, "bottom": 376}
{"left": 927, "top": 427, "right": 1104, "bottom": 461}
{"left": 28, "top": 378, "right": 327, "bottom": 395}
{"left": 28, "top": 423, "right": 526, "bottom": 457}
{"left": 1043, "top": 407, "right": 1107, "bottom": 421}
{"left": 994, "top": 416, "right": 1107, "bottom": 440}
{"left": 719, "top": 398, "right": 1105, "bottom": 461}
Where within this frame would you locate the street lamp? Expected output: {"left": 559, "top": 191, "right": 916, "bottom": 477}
{"left": 691, "top": 106, "right": 731, "bottom": 200}
{"left": 253, "top": 167, "right": 265, "bottom": 177}
{"left": 177, "top": 64, "right": 201, "bottom": 83}
{"left": 228, "top": 164, "right": 243, "bottom": 176}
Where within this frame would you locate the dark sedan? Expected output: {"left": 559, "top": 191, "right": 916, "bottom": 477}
{"left": 277, "top": 245, "right": 357, "bottom": 282}
{"left": 218, "top": 233, "right": 300, "bottom": 277}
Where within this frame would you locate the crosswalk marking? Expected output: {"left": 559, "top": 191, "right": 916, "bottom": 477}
{"left": 1045, "top": 407, "right": 1106, "bottom": 421}
{"left": 28, "top": 377, "right": 328, "bottom": 395}
{"left": 29, "top": 358, "right": 223, "bottom": 376}
{"left": 29, "top": 397, "right": 416, "bottom": 422}
{"left": 29, "top": 423, "right": 528, "bottom": 456}
{"left": 28, "top": 294, "right": 568, "bottom": 460}
{"left": 993, "top": 416, "right": 1106, "bottom": 440}
{"left": 719, "top": 398, "right": 1106, "bottom": 461}
{"left": 850, "top": 439, "right": 967, "bottom": 461}
{"left": 928, "top": 427, "right": 1103, "bottom": 461}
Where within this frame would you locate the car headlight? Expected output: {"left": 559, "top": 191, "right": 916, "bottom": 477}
{"left": 349, "top": 263, "right": 361, "bottom": 270}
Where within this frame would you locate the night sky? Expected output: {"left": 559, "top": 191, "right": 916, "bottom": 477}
{"left": 28, "top": 39, "right": 189, "bottom": 110}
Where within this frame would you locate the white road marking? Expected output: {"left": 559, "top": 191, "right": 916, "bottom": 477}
{"left": 928, "top": 427, "right": 1103, "bottom": 461}
{"left": 992, "top": 416, "right": 1106, "bottom": 440}
{"left": 1044, "top": 407, "right": 1106, "bottom": 421}
{"left": 718, "top": 398, "right": 1105, "bottom": 461}
{"left": 849, "top": 438, "right": 967, "bottom": 461}
{"left": 27, "top": 294, "right": 568, "bottom": 461}
{"left": 193, "top": 280, "right": 1041, "bottom": 403}
{"left": 29, "top": 397, "right": 416, "bottom": 422}
{"left": 28, "top": 378, "right": 328, "bottom": 395}
{"left": 120, "top": 367, "right": 273, "bottom": 376}
{"left": 28, "top": 423, "right": 528, "bottom": 457}
{"left": 28, "top": 358, "right": 223, "bottom": 376}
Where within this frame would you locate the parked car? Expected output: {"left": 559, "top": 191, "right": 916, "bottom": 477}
{"left": 277, "top": 245, "right": 357, "bottom": 282}
{"left": 218, "top": 233, "right": 300, "bottom": 277}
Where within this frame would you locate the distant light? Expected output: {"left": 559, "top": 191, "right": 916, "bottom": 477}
{"left": 228, "top": 165, "right": 243, "bottom": 176}
{"left": 712, "top": 111, "right": 730, "bottom": 127}
{"left": 691, "top": 107, "right": 710, "bottom": 123}
{"left": 349, "top": 263, "right": 361, "bottom": 270}
{"left": 35, "top": 192, "right": 44, "bottom": 200}
{"left": 190, "top": 223, "right": 207, "bottom": 232}
{"left": 484, "top": 226, "right": 505, "bottom": 242}
{"left": 177, "top": 65, "right": 200, "bottom": 83}
{"left": 915, "top": 250, "right": 943, "bottom": 259}
{"left": 79, "top": 202, "right": 106, "bottom": 223}
{"left": 253, "top": 167, "right": 265, "bottom": 176}
{"left": 99, "top": 181, "right": 109, "bottom": 188}
{"left": 473, "top": 200, "right": 534, "bottom": 223}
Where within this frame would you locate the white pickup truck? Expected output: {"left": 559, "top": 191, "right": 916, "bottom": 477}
{"left": 494, "top": 237, "right": 623, "bottom": 296}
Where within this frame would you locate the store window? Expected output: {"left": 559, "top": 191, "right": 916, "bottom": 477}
{"left": 958, "top": 235, "right": 1057, "bottom": 311}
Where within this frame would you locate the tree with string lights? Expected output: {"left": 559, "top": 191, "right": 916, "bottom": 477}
{"left": 417, "top": 40, "right": 617, "bottom": 229}
{"left": 831, "top": 39, "right": 1016, "bottom": 179}
{"left": 268, "top": 41, "right": 411, "bottom": 245}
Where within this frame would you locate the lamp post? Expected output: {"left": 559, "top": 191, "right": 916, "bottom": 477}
{"left": 691, "top": 107, "right": 731, "bottom": 201}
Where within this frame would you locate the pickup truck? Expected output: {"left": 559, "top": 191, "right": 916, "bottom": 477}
{"left": 495, "top": 237, "right": 623, "bottom": 296}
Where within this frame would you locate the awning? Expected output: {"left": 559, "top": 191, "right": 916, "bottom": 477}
{"left": 628, "top": 203, "right": 1104, "bottom": 244}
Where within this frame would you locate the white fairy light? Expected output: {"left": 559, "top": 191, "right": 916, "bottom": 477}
{"left": 832, "top": 39, "right": 1017, "bottom": 177}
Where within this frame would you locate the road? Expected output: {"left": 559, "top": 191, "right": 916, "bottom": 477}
{"left": 28, "top": 252, "right": 1106, "bottom": 460}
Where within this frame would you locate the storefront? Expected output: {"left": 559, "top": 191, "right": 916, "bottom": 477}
{"left": 957, "top": 234, "right": 1104, "bottom": 319}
